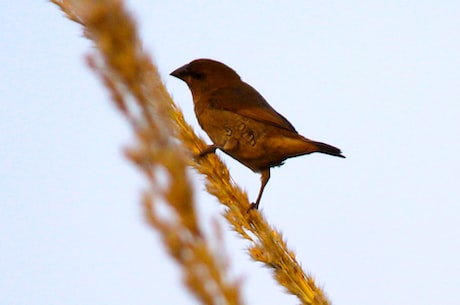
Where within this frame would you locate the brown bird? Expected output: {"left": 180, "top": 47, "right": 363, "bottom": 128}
{"left": 170, "top": 59, "right": 345, "bottom": 209}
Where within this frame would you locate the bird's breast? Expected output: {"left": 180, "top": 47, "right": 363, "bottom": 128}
{"left": 195, "top": 107, "right": 289, "bottom": 170}
{"left": 196, "top": 108, "right": 258, "bottom": 149}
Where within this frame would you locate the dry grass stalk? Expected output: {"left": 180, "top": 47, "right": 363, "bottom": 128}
{"left": 51, "top": 0, "right": 331, "bottom": 304}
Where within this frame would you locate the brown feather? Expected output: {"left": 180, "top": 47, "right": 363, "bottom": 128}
{"left": 206, "top": 82, "right": 298, "bottom": 132}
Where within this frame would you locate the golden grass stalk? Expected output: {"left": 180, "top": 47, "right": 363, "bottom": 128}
{"left": 51, "top": 0, "right": 331, "bottom": 304}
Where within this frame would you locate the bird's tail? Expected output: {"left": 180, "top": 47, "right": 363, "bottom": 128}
{"left": 311, "top": 140, "right": 345, "bottom": 158}
{"left": 271, "top": 133, "right": 345, "bottom": 159}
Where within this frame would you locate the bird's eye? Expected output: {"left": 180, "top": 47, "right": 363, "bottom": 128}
{"left": 190, "top": 72, "right": 205, "bottom": 80}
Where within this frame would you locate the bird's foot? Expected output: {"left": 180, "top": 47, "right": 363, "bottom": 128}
{"left": 247, "top": 202, "right": 259, "bottom": 212}
{"left": 195, "top": 145, "right": 218, "bottom": 159}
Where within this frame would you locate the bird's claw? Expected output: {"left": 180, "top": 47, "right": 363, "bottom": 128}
{"left": 247, "top": 202, "right": 259, "bottom": 212}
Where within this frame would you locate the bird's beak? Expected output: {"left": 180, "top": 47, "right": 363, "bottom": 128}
{"left": 170, "top": 64, "right": 188, "bottom": 80}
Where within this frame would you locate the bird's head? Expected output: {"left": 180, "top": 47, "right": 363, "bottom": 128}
{"left": 170, "top": 58, "right": 241, "bottom": 99}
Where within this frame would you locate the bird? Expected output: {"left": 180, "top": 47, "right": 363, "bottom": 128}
{"left": 170, "top": 58, "right": 345, "bottom": 209}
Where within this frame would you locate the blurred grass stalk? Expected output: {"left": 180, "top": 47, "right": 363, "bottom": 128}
{"left": 51, "top": 0, "right": 330, "bottom": 304}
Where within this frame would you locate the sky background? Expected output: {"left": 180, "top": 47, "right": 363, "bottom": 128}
{"left": 1, "top": 1, "right": 459, "bottom": 305}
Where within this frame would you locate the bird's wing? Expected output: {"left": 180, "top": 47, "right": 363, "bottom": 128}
{"left": 207, "top": 82, "right": 298, "bottom": 133}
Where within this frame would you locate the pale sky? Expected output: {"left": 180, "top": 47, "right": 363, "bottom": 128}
{"left": 1, "top": 1, "right": 459, "bottom": 305}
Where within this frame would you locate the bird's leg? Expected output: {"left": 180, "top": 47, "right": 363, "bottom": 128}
{"left": 197, "top": 144, "right": 218, "bottom": 158}
{"left": 250, "top": 168, "right": 271, "bottom": 210}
